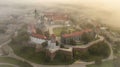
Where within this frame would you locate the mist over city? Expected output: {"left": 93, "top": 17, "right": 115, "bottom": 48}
{"left": 0, "top": 0, "right": 120, "bottom": 28}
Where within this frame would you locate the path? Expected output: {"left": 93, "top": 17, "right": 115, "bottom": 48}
{"left": 64, "top": 35, "right": 104, "bottom": 49}
{"left": 0, "top": 63, "right": 19, "bottom": 67}
{"left": 103, "top": 40, "right": 114, "bottom": 61}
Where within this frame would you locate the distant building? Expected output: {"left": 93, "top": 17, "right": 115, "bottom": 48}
{"left": 44, "top": 12, "right": 70, "bottom": 25}
{"left": 28, "top": 23, "right": 46, "bottom": 45}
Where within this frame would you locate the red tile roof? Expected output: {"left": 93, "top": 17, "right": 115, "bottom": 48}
{"left": 62, "top": 29, "right": 92, "bottom": 38}
{"left": 31, "top": 29, "right": 36, "bottom": 34}
{"left": 28, "top": 24, "right": 36, "bottom": 33}
{"left": 32, "top": 33, "right": 47, "bottom": 39}
{"left": 51, "top": 34, "right": 56, "bottom": 38}
{"left": 52, "top": 15, "right": 68, "bottom": 21}
{"left": 44, "top": 12, "right": 69, "bottom": 21}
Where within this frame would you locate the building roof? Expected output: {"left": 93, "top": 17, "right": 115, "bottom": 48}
{"left": 51, "top": 34, "right": 56, "bottom": 38}
{"left": 44, "top": 12, "right": 69, "bottom": 21}
{"left": 28, "top": 23, "right": 36, "bottom": 33}
{"left": 52, "top": 15, "right": 68, "bottom": 21}
{"left": 31, "top": 33, "right": 47, "bottom": 39}
{"left": 62, "top": 29, "right": 92, "bottom": 38}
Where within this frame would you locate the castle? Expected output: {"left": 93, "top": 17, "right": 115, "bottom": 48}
{"left": 27, "top": 10, "right": 97, "bottom": 61}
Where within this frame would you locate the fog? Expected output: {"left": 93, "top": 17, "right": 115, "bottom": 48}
{"left": 0, "top": 0, "right": 120, "bottom": 29}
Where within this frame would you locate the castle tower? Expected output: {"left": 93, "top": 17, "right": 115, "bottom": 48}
{"left": 50, "top": 34, "right": 56, "bottom": 48}
{"left": 48, "top": 34, "right": 56, "bottom": 49}
{"left": 47, "top": 34, "right": 59, "bottom": 61}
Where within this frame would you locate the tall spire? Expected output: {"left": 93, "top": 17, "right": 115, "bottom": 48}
{"left": 34, "top": 9, "right": 39, "bottom": 19}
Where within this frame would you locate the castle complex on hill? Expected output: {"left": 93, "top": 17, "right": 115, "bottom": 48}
{"left": 27, "top": 9, "right": 98, "bottom": 60}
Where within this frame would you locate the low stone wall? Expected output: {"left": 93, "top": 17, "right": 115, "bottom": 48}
{"left": 73, "top": 47, "right": 88, "bottom": 52}
{"left": 36, "top": 35, "right": 104, "bottom": 61}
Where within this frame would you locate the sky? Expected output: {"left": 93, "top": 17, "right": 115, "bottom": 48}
{"left": 1, "top": 0, "right": 120, "bottom": 14}
{"left": 0, "top": 0, "right": 120, "bottom": 5}
{"left": 0, "top": 0, "right": 120, "bottom": 28}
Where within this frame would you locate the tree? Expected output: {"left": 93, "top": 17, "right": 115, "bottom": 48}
{"left": 44, "top": 55, "right": 50, "bottom": 62}
{"left": 44, "top": 31, "right": 50, "bottom": 38}
{"left": 18, "top": 30, "right": 29, "bottom": 42}
{"left": 36, "top": 28, "right": 43, "bottom": 34}
{"left": 81, "top": 33, "right": 93, "bottom": 44}
{"left": 88, "top": 41, "right": 110, "bottom": 58}
{"left": 0, "top": 29, "right": 5, "bottom": 33}
{"left": 56, "top": 41, "right": 59, "bottom": 46}
{"left": 11, "top": 30, "right": 29, "bottom": 45}
{"left": 42, "top": 41, "right": 48, "bottom": 48}
{"left": 73, "top": 50, "right": 90, "bottom": 61}
{"left": 60, "top": 44, "right": 65, "bottom": 48}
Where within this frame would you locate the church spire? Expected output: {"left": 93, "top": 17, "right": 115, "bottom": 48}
{"left": 34, "top": 9, "right": 39, "bottom": 19}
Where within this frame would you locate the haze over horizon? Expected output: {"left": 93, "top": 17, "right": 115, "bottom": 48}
{"left": 0, "top": 0, "right": 120, "bottom": 29}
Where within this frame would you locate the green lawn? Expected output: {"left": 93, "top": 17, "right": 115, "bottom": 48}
{"left": 53, "top": 27, "right": 76, "bottom": 36}
{"left": 10, "top": 45, "right": 73, "bottom": 65}
{"left": 87, "top": 60, "right": 114, "bottom": 67}
{"left": 0, "top": 57, "right": 32, "bottom": 67}
{"left": 53, "top": 28, "right": 64, "bottom": 36}
{"left": 76, "top": 41, "right": 84, "bottom": 45}
{"left": 9, "top": 44, "right": 46, "bottom": 64}
{"left": 10, "top": 41, "right": 74, "bottom": 65}
{"left": 0, "top": 65, "right": 14, "bottom": 67}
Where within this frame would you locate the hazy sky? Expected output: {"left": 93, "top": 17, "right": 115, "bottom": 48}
{"left": 0, "top": 0, "right": 120, "bottom": 28}
{"left": 1, "top": 0, "right": 120, "bottom": 12}
{"left": 0, "top": 0, "right": 120, "bottom": 5}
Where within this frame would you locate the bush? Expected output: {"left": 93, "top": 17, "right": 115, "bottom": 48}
{"left": 73, "top": 41, "right": 110, "bottom": 62}
{"left": 88, "top": 41, "right": 110, "bottom": 58}
{"left": 60, "top": 45, "right": 65, "bottom": 48}
{"left": 95, "top": 58, "right": 102, "bottom": 65}
{"left": 74, "top": 50, "right": 90, "bottom": 61}
{"left": 42, "top": 41, "right": 48, "bottom": 48}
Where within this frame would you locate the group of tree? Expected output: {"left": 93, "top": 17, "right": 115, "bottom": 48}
{"left": 73, "top": 41, "right": 110, "bottom": 62}
{"left": 81, "top": 32, "right": 95, "bottom": 44}
{"left": 0, "top": 29, "right": 5, "bottom": 33}
{"left": 36, "top": 28, "right": 43, "bottom": 34}
{"left": 11, "top": 30, "right": 29, "bottom": 45}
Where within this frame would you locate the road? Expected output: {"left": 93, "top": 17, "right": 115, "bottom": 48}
{"left": 64, "top": 35, "right": 104, "bottom": 49}
{"left": 0, "top": 63, "right": 19, "bottom": 67}
{"left": 103, "top": 40, "right": 114, "bottom": 61}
